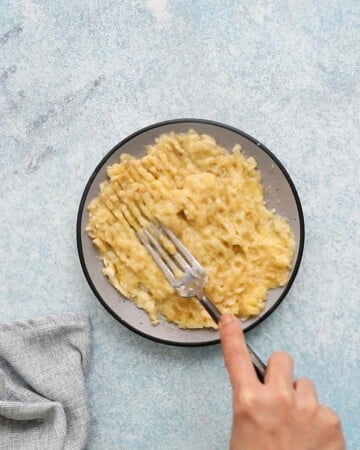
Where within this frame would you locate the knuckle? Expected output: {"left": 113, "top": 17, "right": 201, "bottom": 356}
{"left": 319, "top": 406, "right": 341, "bottom": 428}
{"left": 270, "top": 351, "right": 293, "bottom": 364}
{"left": 297, "top": 397, "right": 318, "bottom": 416}
{"left": 276, "top": 389, "right": 293, "bottom": 408}
{"left": 234, "top": 391, "right": 258, "bottom": 419}
{"left": 297, "top": 377, "right": 315, "bottom": 388}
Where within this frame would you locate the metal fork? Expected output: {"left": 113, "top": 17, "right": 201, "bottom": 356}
{"left": 137, "top": 218, "right": 266, "bottom": 382}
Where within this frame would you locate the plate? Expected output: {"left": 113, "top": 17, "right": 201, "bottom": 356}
{"left": 77, "top": 119, "right": 304, "bottom": 346}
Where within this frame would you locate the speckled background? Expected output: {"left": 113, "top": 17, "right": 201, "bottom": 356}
{"left": 1, "top": 1, "right": 359, "bottom": 449}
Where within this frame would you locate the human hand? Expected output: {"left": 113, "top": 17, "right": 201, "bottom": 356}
{"left": 220, "top": 314, "right": 345, "bottom": 450}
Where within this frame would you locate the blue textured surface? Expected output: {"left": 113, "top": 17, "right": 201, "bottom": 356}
{"left": 1, "top": 1, "right": 359, "bottom": 449}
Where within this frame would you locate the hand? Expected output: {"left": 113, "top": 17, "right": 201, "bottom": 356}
{"left": 219, "top": 314, "right": 345, "bottom": 450}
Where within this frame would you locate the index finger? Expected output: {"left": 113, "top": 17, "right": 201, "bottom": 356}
{"left": 220, "top": 314, "right": 257, "bottom": 390}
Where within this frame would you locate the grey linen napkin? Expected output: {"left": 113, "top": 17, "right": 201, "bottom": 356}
{"left": 0, "top": 314, "right": 91, "bottom": 450}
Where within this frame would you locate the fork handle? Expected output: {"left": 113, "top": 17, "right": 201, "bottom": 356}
{"left": 198, "top": 295, "right": 266, "bottom": 382}
{"left": 198, "top": 295, "right": 222, "bottom": 323}
{"left": 247, "top": 344, "right": 266, "bottom": 382}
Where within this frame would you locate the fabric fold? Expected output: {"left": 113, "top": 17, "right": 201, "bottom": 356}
{"left": 0, "top": 314, "right": 91, "bottom": 450}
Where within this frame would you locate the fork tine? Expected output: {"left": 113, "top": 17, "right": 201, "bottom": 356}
{"left": 148, "top": 222, "right": 190, "bottom": 273}
{"left": 137, "top": 229, "right": 176, "bottom": 285}
{"left": 155, "top": 218, "right": 204, "bottom": 273}
{"left": 142, "top": 228, "right": 180, "bottom": 275}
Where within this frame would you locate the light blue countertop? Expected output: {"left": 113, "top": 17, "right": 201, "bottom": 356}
{"left": 1, "top": 1, "right": 359, "bottom": 449}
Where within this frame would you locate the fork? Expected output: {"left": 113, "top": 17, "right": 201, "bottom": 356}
{"left": 137, "top": 218, "right": 266, "bottom": 382}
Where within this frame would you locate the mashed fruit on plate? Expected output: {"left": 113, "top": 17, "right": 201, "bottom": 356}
{"left": 86, "top": 131, "right": 295, "bottom": 329}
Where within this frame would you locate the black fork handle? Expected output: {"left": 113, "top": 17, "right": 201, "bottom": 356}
{"left": 198, "top": 295, "right": 266, "bottom": 382}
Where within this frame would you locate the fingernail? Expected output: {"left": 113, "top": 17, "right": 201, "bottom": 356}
{"left": 221, "top": 314, "right": 234, "bottom": 326}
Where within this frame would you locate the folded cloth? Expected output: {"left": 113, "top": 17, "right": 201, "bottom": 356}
{"left": 0, "top": 314, "right": 91, "bottom": 450}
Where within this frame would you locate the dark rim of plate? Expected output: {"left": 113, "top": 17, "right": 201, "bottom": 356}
{"left": 76, "top": 118, "right": 305, "bottom": 347}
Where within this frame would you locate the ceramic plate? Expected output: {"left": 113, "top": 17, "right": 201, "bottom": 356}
{"left": 77, "top": 119, "right": 305, "bottom": 346}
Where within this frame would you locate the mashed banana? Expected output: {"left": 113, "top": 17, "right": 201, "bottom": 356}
{"left": 86, "top": 131, "right": 295, "bottom": 329}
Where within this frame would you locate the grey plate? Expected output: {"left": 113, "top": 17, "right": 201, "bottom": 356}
{"left": 77, "top": 119, "right": 305, "bottom": 346}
